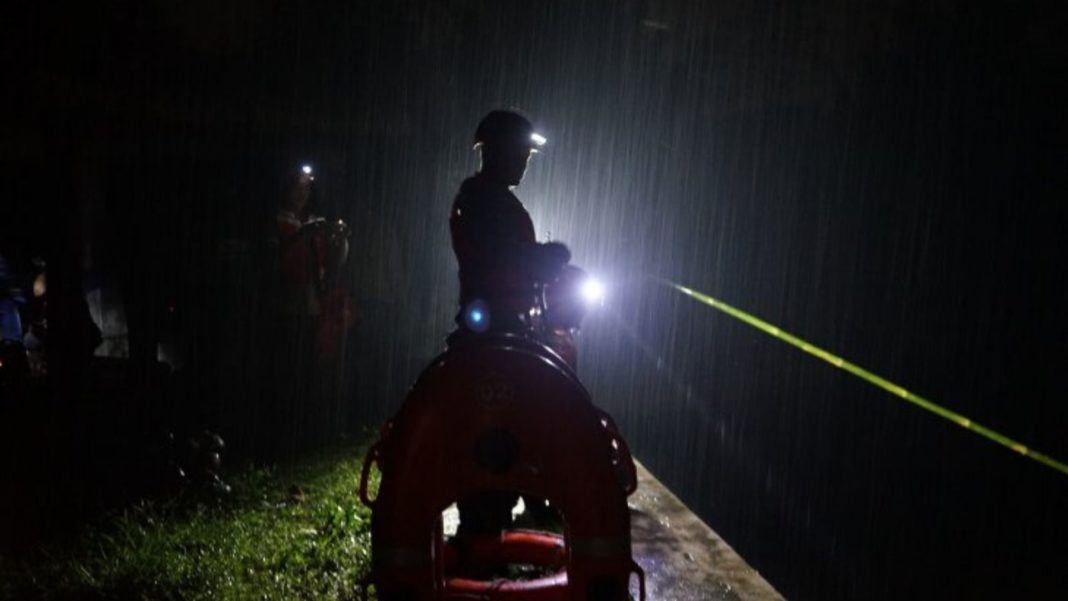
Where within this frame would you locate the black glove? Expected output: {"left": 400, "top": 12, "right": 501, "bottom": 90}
{"left": 541, "top": 241, "right": 571, "bottom": 268}
{"left": 529, "top": 242, "right": 571, "bottom": 281}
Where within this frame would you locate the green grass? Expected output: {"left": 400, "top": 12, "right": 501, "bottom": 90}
{"left": 2, "top": 446, "right": 378, "bottom": 601}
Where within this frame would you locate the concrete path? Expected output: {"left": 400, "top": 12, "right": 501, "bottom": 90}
{"left": 630, "top": 462, "right": 785, "bottom": 601}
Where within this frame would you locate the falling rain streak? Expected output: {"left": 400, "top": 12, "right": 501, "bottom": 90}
{"left": 2, "top": 2, "right": 1066, "bottom": 600}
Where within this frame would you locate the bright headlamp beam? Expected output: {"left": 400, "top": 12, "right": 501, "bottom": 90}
{"left": 668, "top": 281, "right": 1068, "bottom": 477}
{"left": 530, "top": 133, "right": 547, "bottom": 147}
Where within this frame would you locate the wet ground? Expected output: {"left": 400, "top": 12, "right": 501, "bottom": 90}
{"left": 630, "top": 462, "right": 784, "bottom": 601}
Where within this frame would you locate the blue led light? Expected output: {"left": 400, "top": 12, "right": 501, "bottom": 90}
{"left": 465, "top": 300, "right": 490, "bottom": 333}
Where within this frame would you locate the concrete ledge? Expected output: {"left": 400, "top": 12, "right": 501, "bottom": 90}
{"left": 631, "top": 462, "right": 785, "bottom": 601}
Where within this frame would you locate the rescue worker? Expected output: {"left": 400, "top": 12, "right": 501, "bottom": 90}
{"left": 0, "top": 252, "right": 26, "bottom": 345}
{"left": 448, "top": 110, "right": 570, "bottom": 341}
{"left": 271, "top": 164, "right": 352, "bottom": 455}
{"left": 276, "top": 166, "right": 326, "bottom": 316}
{"left": 449, "top": 110, "right": 569, "bottom": 573}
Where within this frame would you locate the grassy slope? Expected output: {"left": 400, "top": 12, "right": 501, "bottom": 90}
{"left": 2, "top": 446, "right": 376, "bottom": 601}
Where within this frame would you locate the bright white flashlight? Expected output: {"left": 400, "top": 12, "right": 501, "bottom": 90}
{"left": 530, "top": 133, "right": 547, "bottom": 147}
{"left": 580, "top": 278, "right": 605, "bottom": 305}
{"left": 301, "top": 164, "right": 313, "bottom": 175}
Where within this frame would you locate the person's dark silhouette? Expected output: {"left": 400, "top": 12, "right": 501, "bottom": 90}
{"left": 448, "top": 110, "right": 569, "bottom": 339}
{"left": 448, "top": 111, "right": 569, "bottom": 573}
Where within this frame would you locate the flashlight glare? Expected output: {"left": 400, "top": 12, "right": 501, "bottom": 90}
{"left": 301, "top": 165, "right": 312, "bottom": 175}
{"left": 581, "top": 278, "right": 605, "bottom": 304}
{"left": 531, "top": 133, "right": 547, "bottom": 146}
{"left": 464, "top": 299, "right": 490, "bottom": 333}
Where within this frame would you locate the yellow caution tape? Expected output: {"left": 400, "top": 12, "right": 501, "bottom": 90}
{"left": 670, "top": 282, "right": 1068, "bottom": 477}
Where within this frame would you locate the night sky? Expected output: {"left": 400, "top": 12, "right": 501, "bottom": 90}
{"left": 3, "top": 2, "right": 1066, "bottom": 599}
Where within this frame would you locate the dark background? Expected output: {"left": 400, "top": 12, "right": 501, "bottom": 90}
{"left": 2, "top": 1, "right": 1066, "bottom": 599}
